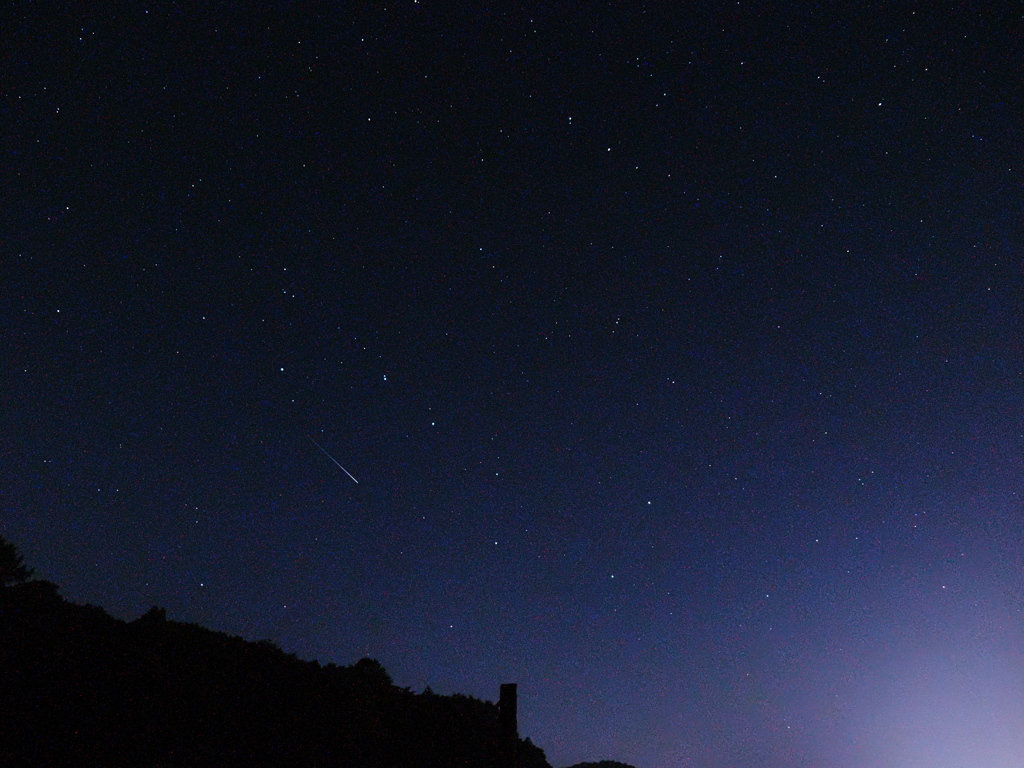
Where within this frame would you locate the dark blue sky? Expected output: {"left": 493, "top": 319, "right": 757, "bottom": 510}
{"left": 4, "top": 3, "right": 1024, "bottom": 767}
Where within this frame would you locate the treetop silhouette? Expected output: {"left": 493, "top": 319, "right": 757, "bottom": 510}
{"left": 0, "top": 534, "right": 33, "bottom": 586}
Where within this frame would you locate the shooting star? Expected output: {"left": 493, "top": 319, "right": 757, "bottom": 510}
{"left": 309, "top": 436, "right": 359, "bottom": 484}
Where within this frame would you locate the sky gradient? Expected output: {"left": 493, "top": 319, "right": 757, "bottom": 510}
{"left": 4, "top": 3, "right": 1024, "bottom": 767}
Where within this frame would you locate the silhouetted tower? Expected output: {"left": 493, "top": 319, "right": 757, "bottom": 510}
{"left": 499, "top": 683, "right": 518, "bottom": 768}
{"left": 499, "top": 683, "right": 518, "bottom": 740}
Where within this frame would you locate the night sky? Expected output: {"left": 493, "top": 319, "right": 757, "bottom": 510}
{"left": 4, "top": 3, "right": 1024, "bottom": 767}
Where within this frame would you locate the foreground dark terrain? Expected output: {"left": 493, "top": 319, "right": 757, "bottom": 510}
{"left": 0, "top": 568, "right": 549, "bottom": 768}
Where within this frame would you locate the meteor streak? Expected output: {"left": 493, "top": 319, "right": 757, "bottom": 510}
{"left": 309, "top": 436, "right": 359, "bottom": 484}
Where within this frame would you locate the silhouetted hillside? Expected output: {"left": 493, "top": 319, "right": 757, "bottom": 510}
{"left": 565, "top": 762, "right": 638, "bottom": 768}
{"left": 0, "top": 574, "right": 550, "bottom": 768}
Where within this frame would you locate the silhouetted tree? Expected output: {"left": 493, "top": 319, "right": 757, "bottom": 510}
{"left": 0, "top": 534, "right": 33, "bottom": 586}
